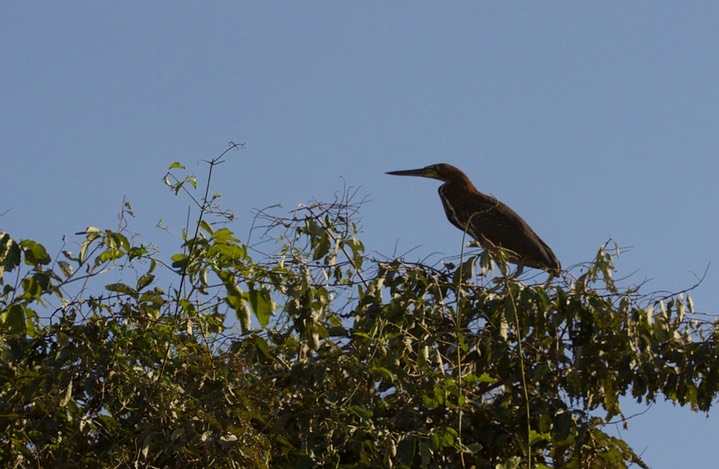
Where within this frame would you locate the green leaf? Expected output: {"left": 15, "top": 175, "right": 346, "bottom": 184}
{"left": 21, "top": 272, "right": 52, "bottom": 300}
{"left": 371, "top": 366, "right": 395, "bottom": 383}
{"left": 1, "top": 304, "right": 26, "bottom": 334}
{"left": 109, "top": 232, "right": 130, "bottom": 251}
{"left": 95, "top": 248, "right": 124, "bottom": 266}
{"left": 57, "top": 261, "right": 73, "bottom": 277}
{"left": 352, "top": 331, "right": 372, "bottom": 340}
{"left": 211, "top": 227, "right": 235, "bottom": 242}
{"left": 237, "top": 302, "right": 251, "bottom": 333}
{"left": 60, "top": 377, "right": 74, "bottom": 407}
{"left": 79, "top": 228, "right": 102, "bottom": 264}
{"left": 245, "top": 285, "right": 273, "bottom": 328}
{"left": 211, "top": 243, "right": 247, "bottom": 262}
{"left": 225, "top": 282, "right": 244, "bottom": 308}
{"left": 422, "top": 394, "right": 440, "bottom": 410}
{"left": 19, "top": 239, "right": 51, "bottom": 265}
{"left": 349, "top": 405, "right": 373, "bottom": 420}
{"left": 136, "top": 273, "right": 155, "bottom": 291}
{"left": 254, "top": 336, "right": 273, "bottom": 359}
{"left": 106, "top": 283, "right": 137, "bottom": 297}
{"left": 397, "top": 435, "right": 416, "bottom": 465}
{"left": 346, "top": 236, "right": 364, "bottom": 269}
{"left": 199, "top": 220, "right": 213, "bottom": 236}
{"left": 313, "top": 235, "right": 330, "bottom": 260}
{"left": 171, "top": 253, "right": 188, "bottom": 271}
{"left": 437, "top": 427, "right": 458, "bottom": 447}
{"left": 128, "top": 245, "right": 148, "bottom": 260}
{"left": 465, "top": 442, "right": 483, "bottom": 453}
{"left": 528, "top": 429, "right": 550, "bottom": 446}
{"left": 0, "top": 232, "right": 22, "bottom": 278}
{"left": 453, "top": 256, "right": 476, "bottom": 284}
{"left": 168, "top": 161, "right": 185, "bottom": 169}
{"left": 463, "top": 372, "right": 496, "bottom": 384}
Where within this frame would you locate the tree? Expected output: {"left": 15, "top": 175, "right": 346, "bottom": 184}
{"left": 1, "top": 154, "right": 715, "bottom": 468}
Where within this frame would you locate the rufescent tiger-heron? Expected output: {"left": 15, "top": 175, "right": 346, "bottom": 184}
{"left": 386, "top": 163, "right": 561, "bottom": 276}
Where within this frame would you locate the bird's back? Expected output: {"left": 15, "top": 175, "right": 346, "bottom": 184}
{"left": 439, "top": 183, "right": 560, "bottom": 273}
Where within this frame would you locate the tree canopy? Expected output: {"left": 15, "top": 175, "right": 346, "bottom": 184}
{"left": 1, "top": 156, "right": 715, "bottom": 468}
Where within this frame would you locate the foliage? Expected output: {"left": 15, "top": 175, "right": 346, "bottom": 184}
{"left": 1, "top": 155, "right": 716, "bottom": 468}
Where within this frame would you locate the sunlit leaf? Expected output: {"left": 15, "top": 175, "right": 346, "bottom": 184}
{"left": 349, "top": 405, "right": 372, "bottom": 420}
{"left": 371, "top": 366, "right": 394, "bottom": 383}
{"left": 199, "top": 220, "right": 213, "bottom": 236}
{"left": 96, "top": 249, "right": 124, "bottom": 266}
{"left": 57, "top": 261, "right": 73, "bottom": 277}
{"left": 237, "top": 301, "right": 251, "bottom": 333}
{"left": 105, "top": 283, "right": 137, "bottom": 297}
{"left": 60, "top": 377, "right": 73, "bottom": 407}
{"left": 136, "top": 273, "right": 155, "bottom": 291}
{"left": 528, "top": 429, "right": 550, "bottom": 446}
{"left": 171, "top": 253, "right": 188, "bottom": 271}
{"left": 110, "top": 232, "right": 130, "bottom": 251}
{"left": 19, "top": 239, "right": 51, "bottom": 265}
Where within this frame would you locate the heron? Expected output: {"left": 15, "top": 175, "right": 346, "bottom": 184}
{"left": 386, "top": 163, "right": 560, "bottom": 275}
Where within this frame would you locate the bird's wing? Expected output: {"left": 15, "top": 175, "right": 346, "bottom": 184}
{"left": 464, "top": 197, "right": 559, "bottom": 271}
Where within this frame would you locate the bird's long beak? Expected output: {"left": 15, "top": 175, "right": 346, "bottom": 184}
{"left": 386, "top": 167, "right": 435, "bottom": 178}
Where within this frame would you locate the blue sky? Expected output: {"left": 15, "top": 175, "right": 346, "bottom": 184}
{"left": 2, "top": 3, "right": 718, "bottom": 467}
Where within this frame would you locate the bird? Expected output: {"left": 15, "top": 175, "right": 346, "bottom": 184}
{"left": 386, "top": 163, "right": 560, "bottom": 275}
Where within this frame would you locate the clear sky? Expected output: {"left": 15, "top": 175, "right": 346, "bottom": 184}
{"left": 2, "top": 3, "right": 718, "bottom": 467}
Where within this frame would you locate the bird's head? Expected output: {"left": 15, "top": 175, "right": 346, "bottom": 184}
{"left": 386, "top": 163, "right": 469, "bottom": 184}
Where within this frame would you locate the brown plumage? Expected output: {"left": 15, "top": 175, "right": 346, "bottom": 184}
{"left": 386, "top": 163, "right": 560, "bottom": 275}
